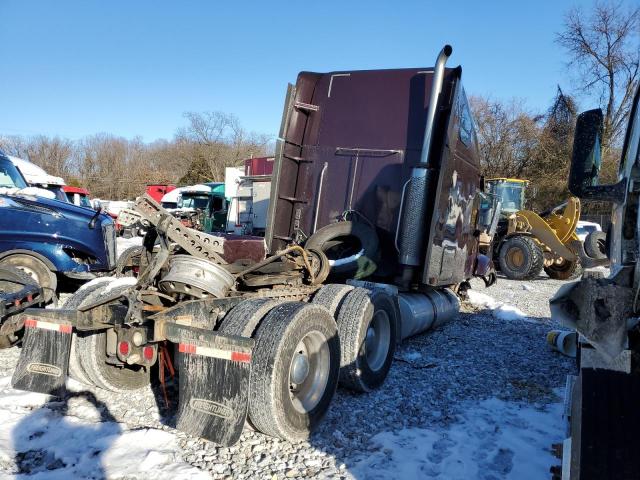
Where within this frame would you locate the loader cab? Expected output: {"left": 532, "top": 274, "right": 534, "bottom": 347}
{"left": 485, "top": 178, "right": 527, "bottom": 216}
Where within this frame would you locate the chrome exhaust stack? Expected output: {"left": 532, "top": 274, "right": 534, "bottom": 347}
{"left": 397, "top": 45, "right": 453, "bottom": 283}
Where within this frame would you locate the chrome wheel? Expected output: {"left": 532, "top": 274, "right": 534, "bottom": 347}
{"left": 288, "top": 331, "right": 330, "bottom": 414}
{"left": 364, "top": 309, "right": 391, "bottom": 372}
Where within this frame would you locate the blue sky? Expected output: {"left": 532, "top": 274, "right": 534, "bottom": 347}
{"left": 0, "top": 0, "right": 627, "bottom": 142}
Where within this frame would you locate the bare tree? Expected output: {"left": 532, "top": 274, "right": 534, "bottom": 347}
{"left": 470, "top": 96, "right": 541, "bottom": 178}
{"left": 556, "top": 1, "right": 640, "bottom": 149}
{"left": 176, "top": 111, "right": 271, "bottom": 184}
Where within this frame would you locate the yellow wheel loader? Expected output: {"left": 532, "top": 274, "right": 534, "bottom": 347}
{"left": 485, "top": 178, "right": 582, "bottom": 281}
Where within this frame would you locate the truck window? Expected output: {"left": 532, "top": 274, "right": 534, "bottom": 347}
{"left": 211, "top": 196, "right": 224, "bottom": 212}
{"left": 0, "top": 158, "right": 28, "bottom": 189}
{"left": 458, "top": 88, "right": 475, "bottom": 147}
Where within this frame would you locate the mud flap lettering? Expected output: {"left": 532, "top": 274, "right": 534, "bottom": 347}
{"left": 169, "top": 324, "right": 253, "bottom": 446}
{"left": 12, "top": 318, "right": 72, "bottom": 397}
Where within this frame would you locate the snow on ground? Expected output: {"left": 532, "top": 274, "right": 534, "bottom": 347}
{"left": 0, "top": 377, "right": 206, "bottom": 479}
{"left": 349, "top": 394, "right": 564, "bottom": 480}
{"left": 116, "top": 236, "right": 143, "bottom": 259}
{"left": 466, "top": 290, "right": 531, "bottom": 322}
{"left": 0, "top": 273, "right": 575, "bottom": 479}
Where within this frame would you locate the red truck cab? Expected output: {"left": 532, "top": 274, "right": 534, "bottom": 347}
{"left": 62, "top": 186, "right": 92, "bottom": 209}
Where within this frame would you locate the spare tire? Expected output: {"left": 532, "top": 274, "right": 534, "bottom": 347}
{"left": 584, "top": 231, "right": 607, "bottom": 260}
{"left": 305, "top": 221, "right": 379, "bottom": 279}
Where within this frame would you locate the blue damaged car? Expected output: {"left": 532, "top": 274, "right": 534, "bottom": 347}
{"left": 0, "top": 152, "right": 116, "bottom": 301}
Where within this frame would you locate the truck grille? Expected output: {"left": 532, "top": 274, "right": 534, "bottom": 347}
{"left": 103, "top": 222, "right": 116, "bottom": 269}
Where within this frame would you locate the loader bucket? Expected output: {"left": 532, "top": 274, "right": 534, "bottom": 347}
{"left": 164, "top": 323, "right": 254, "bottom": 446}
{"left": 12, "top": 315, "right": 72, "bottom": 397}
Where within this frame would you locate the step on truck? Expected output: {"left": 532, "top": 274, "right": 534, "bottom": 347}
{"left": 550, "top": 85, "right": 640, "bottom": 479}
{"left": 10, "top": 45, "right": 494, "bottom": 446}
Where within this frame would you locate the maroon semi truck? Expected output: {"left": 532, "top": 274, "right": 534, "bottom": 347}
{"left": 11, "top": 45, "right": 494, "bottom": 446}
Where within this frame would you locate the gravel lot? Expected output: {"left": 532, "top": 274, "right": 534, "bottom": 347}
{"left": 0, "top": 273, "right": 577, "bottom": 479}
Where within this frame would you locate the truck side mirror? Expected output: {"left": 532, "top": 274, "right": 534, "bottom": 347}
{"left": 568, "top": 108, "right": 626, "bottom": 203}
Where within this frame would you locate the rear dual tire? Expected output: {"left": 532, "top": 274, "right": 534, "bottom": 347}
{"left": 333, "top": 287, "right": 397, "bottom": 392}
{"left": 64, "top": 280, "right": 149, "bottom": 392}
{"left": 220, "top": 300, "right": 340, "bottom": 442}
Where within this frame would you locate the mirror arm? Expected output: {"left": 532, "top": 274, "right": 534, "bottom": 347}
{"left": 572, "top": 179, "right": 627, "bottom": 204}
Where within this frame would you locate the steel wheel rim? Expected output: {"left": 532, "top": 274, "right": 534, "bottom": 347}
{"left": 288, "top": 330, "right": 330, "bottom": 414}
{"left": 364, "top": 309, "right": 391, "bottom": 372}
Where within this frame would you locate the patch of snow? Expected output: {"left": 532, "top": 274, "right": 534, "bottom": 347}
{"left": 116, "top": 236, "right": 143, "bottom": 259}
{"left": 76, "top": 277, "right": 116, "bottom": 293}
{"left": 467, "top": 290, "right": 532, "bottom": 322}
{"left": 349, "top": 395, "right": 564, "bottom": 480}
{"left": 0, "top": 377, "right": 206, "bottom": 479}
{"left": 401, "top": 350, "right": 422, "bottom": 362}
{"left": 102, "top": 277, "right": 137, "bottom": 293}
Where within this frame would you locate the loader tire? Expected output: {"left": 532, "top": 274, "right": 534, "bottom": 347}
{"left": 63, "top": 278, "right": 117, "bottom": 386}
{"left": 545, "top": 258, "right": 583, "bottom": 281}
{"left": 0, "top": 254, "right": 57, "bottom": 303}
{"left": 335, "top": 287, "right": 397, "bottom": 392}
{"left": 115, "top": 246, "right": 144, "bottom": 277}
{"left": 305, "top": 221, "right": 379, "bottom": 279}
{"left": 0, "top": 266, "right": 40, "bottom": 348}
{"left": 73, "top": 282, "right": 149, "bottom": 392}
{"left": 498, "top": 235, "right": 544, "bottom": 280}
{"left": 248, "top": 302, "right": 340, "bottom": 442}
{"left": 584, "top": 231, "right": 607, "bottom": 260}
{"left": 311, "top": 283, "right": 354, "bottom": 316}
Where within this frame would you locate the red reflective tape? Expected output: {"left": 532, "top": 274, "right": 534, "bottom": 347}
{"left": 24, "top": 319, "right": 38, "bottom": 328}
{"left": 178, "top": 343, "right": 196, "bottom": 354}
{"left": 59, "top": 324, "right": 73, "bottom": 334}
{"left": 231, "top": 351, "right": 252, "bottom": 363}
{"left": 24, "top": 318, "right": 72, "bottom": 334}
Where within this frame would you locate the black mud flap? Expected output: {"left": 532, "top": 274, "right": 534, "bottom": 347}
{"left": 11, "top": 316, "right": 72, "bottom": 397}
{"left": 166, "top": 323, "right": 254, "bottom": 446}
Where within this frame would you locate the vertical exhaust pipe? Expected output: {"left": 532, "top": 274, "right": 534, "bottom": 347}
{"left": 397, "top": 45, "right": 453, "bottom": 283}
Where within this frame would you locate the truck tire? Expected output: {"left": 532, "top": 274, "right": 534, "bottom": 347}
{"left": 73, "top": 283, "right": 150, "bottom": 392}
{"left": 115, "top": 246, "right": 144, "bottom": 277}
{"left": 335, "top": 287, "right": 397, "bottom": 392}
{"left": 498, "top": 235, "right": 544, "bottom": 280}
{"left": 545, "top": 258, "right": 583, "bottom": 280}
{"left": 0, "top": 254, "right": 57, "bottom": 303}
{"left": 305, "top": 221, "right": 379, "bottom": 279}
{"left": 0, "top": 266, "right": 39, "bottom": 348}
{"left": 584, "top": 231, "right": 607, "bottom": 260}
{"left": 63, "top": 278, "right": 118, "bottom": 386}
{"left": 311, "top": 283, "right": 354, "bottom": 316}
{"left": 218, "top": 298, "right": 279, "bottom": 337}
{"left": 248, "top": 302, "right": 340, "bottom": 442}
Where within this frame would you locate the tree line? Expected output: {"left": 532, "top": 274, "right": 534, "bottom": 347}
{"left": 472, "top": 1, "right": 638, "bottom": 212}
{"left": 0, "top": 112, "right": 271, "bottom": 200}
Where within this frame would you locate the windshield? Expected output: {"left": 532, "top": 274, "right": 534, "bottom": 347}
{"left": 576, "top": 225, "right": 597, "bottom": 235}
{"left": 488, "top": 182, "right": 524, "bottom": 213}
{"left": 79, "top": 195, "right": 92, "bottom": 208}
{"left": 0, "top": 158, "right": 28, "bottom": 189}
{"left": 179, "top": 194, "right": 210, "bottom": 210}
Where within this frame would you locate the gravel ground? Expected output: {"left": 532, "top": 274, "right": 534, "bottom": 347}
{"left": 0, "top": 273, "right": 577, "bottom": 479}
